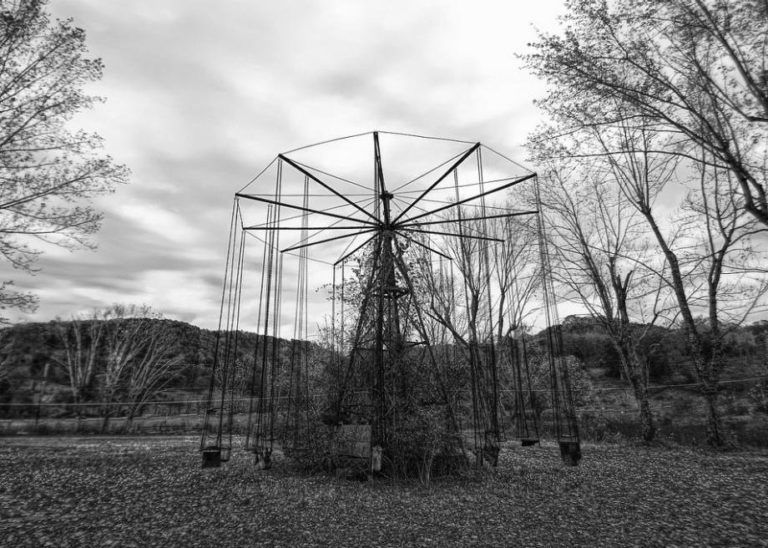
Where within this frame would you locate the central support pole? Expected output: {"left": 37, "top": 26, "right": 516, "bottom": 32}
{"left": 371, "top": 132, "right": 405, "bottom": 451}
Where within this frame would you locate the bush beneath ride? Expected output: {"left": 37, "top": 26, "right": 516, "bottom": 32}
{"left": 386, "top": 404, "right": 467, "bottom": 484}
{"left": 281, "top": 419, "right": 335, "bottom": 473}
{"left": 281, "top": 404, "right": 469, "bottom": 483}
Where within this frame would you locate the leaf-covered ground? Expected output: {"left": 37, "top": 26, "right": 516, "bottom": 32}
{"left": 1, "top": 437, "right": 767, "bottom": 547}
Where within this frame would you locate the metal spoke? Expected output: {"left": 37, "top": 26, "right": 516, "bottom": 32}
{"left": 397, "top": 172, "right": 536, "bottom": 225}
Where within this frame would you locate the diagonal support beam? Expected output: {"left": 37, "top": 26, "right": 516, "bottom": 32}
{"left": 392, "top": 142, "right": 481, "bottom": 224}
{"left": 279, "top": 154, "right": 379, "bottom": 223}
{"left": 236, "top": 193, "right": 378, "bottom": 226}
{"left": 244, "top": 225, "right": 372, "bottom": 230}
{"left": 334, "top": 233, "right": 377, "bottom": 265}
{"left": 397, "top": 172, "right": 536, "bottom": 225}
{"left": 398, "top": 227, "right": 503, "bottom": 242}
{"left": 281, "top": 228, "right": 377, "bottom": 253}
{"left": 397, "top": 233, "right": 453, "bottom": 261}
{"left": 397, "top": 210, "right": 537, "bottom": 228}
{"left": 374, "top": 131, "right": 391, "bottom": 226}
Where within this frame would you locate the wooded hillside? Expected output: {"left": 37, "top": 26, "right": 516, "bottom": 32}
{"left": 0, "top": 318, "right": 286, "bottom": 409}
{"left": 2, "top": 315, "right": 765, "bottom": 412}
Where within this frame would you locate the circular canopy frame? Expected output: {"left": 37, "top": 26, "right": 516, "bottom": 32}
{"left": 201, "top": 131, "right": 581, "bottom": 472}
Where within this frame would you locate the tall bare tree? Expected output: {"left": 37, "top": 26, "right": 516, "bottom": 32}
{"left": 553, "top": 112, "right": 767, "bottom": 446}
{"left": 0, "top": 0, "right": 129, "bottom": 317}
{"left": 526, "top": 0, "right": 768, "bottom": 446}
{"left": 415, "top": 209, "right": 542, "bottom": 450}
{"left": 529, "top": 137, "right": 665, "bottom": 441}
{"left": 492, "top": 214, "right": 541, "bottom": 342}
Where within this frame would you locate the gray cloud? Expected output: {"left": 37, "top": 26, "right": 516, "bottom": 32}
{"left": 8, "top": 0, "right": 567, "bottom": 329}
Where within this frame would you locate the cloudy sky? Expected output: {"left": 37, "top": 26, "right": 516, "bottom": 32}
{"left": 9, "top": 0, "right": 565, "bottom": 329}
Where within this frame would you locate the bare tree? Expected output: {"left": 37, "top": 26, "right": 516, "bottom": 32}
{"left": 415, "top": 208, "right": 542, "bottom": 453}
{"left": 572, "top": 115, "right": 767, "bottom": 446}
{"left": 529, "top": 138, "right": 664, "bottom": 441}
{"left": 53, "top": 312, "right": 103, "bottom": 411}
{"left": 54, "top": 305, "right": 183, "bottom": 428}
{"left": 526, "top": 0, "right": 768, "bottom": 445}
{"left": 419, "top": 208, "right": 539, "bottom": 346}
{"left": 0, "top": 0, "right": 129, "bottom": 313}
{"left": 491, "top": 214, "right": 541, "bottom": 341}
{"left": 100, "top": 304, "right": 177, "bottom": 431}
{"left": 113, "top": 310, "right": 183, "bottom": 428}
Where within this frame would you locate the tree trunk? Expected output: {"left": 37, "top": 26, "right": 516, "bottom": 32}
{"left": 702, "top": 381, "right": 725, "bottom": 447}
{"left": 626, "top": 373, "right": 655, "bottom": 442}
{"left": 618, "top": 341, "right": 656, "bottom": 443}
{"left": 690, "top": 321, "right": 727, "bottom": 448}
{"left": 124, "top": 406, "right": 138, "bottom": 434}
{"left": 636, "top": 390, "right": 656, "bottom": 443}
{"left": 100, "top": 394, "right": 113, "bottom": 434}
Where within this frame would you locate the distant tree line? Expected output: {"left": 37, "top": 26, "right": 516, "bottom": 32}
{"left": 556, "top": 315, "right": 768, "bottom": 381}
{"left": 0, "top": 306, "right": 212, "bottom": 430}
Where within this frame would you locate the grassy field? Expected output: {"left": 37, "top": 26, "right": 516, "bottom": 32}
{"left": 1, "top": 437, "right": 767, "bottom": 547}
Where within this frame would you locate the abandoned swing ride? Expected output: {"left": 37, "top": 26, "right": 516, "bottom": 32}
{"left": 201, "top": 131, "right": 581, "bottom": 476}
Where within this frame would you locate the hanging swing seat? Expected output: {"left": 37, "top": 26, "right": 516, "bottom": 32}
{"left": 201, "top": 445, "right": 222, "bottom": 468}
{"left": 558, "top": 439, "right": 582, "bottom": 466}
{"left": 520, "top": 438, "right": 539, "bottom": 447}
{"left": 254, "top": 448, "right": 272, "bottom": 470}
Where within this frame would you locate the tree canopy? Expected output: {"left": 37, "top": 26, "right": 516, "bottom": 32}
{"left": 0, "top": 0, "right": 128, "bottom": 321}
{"left": 526, "top": 0, "right": 768, "bottom": 227}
